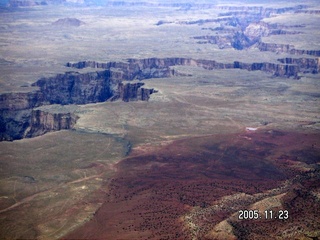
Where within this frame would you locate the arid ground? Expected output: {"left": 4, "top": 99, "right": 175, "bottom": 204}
{"left": 0, "top": 0, "right": 319, "bottom": 239}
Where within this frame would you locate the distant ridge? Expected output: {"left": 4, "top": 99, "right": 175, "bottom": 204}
{"left": 52, "top": 18, "right": 85, "bottom": 27}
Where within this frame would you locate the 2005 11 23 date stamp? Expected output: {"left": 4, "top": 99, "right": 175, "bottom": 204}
{"left": 238, "top": 210, "right": 289, "bottom": 220}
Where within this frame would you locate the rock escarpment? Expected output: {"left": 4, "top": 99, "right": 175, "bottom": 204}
{"left": 194, "top": 20, "right": 308, "bottom": 52}
{"left": 0, "top": 66, "right": 157, "bottom": 141}
{"left": 33, "top": 71, "right": 114, "bottom": 105}
{"left": 277, "top": 57, "right": 319, "bottom": 74}
{"left": 52, "top": 18, "right": 85, "bottom": 27}
{"left": 1, "top": 54, "right": 319, "bottom": 141}
{"left": 67, "top": 57, "right": 317, "bottom": 79}
{"left": 0, "top": 92, "right": 44, "bottom": 141}
{"left": 258, "top": 42, "right": 320, "bottom": 56}
{"left": 118, "top": 82, "right": 157, "bottom": 102}
{"left": 0, "top": 109, "right": 32, "bottom": 141}
{"left": 25, "top": 109, "right": 78, "bottom": 138}
{"left": 32, "top": 69, "right": 158, "bottom": 104}
{"left": 0, "top": 92, "right": 43, "bottom": 111}
{"left": 66, "top": 59, "right": 178, "bottom": 80}
{"left": 184, "top": 4, "right": 320, "bottom": 56}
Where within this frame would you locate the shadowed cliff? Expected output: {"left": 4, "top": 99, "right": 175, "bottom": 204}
{"left": 1, "top": 54, "right": 319, "bottom": 141}
{"left": 0, "top": 68, "right": 157, "bottom": 141}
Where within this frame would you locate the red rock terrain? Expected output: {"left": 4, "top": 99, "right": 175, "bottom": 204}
{"left": 64, "top": 130, "right": 320, "bottom": 239}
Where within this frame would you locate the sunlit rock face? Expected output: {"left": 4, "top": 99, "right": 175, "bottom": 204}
{"left": 1, "top": 53, "right": 318, "bottom": 141}
{"left": 25, "top": 109, "right": 78, "bottom": 138}
{"left": 0, "top": 68, "right": 156, "bottom": 141}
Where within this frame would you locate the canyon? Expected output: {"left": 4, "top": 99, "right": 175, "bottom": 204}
{"left": 0, "top": 55, "right": 320, "bottom": 140}
{"left": 0, "top": 68, "right": 157, "bottom": 140}
{"left": 1, "top": 55, "right": 319, "bottom": 141}
{"left": 0, "top": 1, "right": 319, "bottom": 239}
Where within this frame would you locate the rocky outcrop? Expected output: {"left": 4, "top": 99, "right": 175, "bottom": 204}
{"left": 258, "top": 42, "right": 294, "bottom": 53}
{"left": 0, "top": 92, "right": 44, "bottom": 111}
{"left": 186, "top": 5, "right": 318, "bottom": 56}
{"left": 69, "top": 57, "right": 320, "bottom": 81}
{"left": 157, "top": 5, "right": 307, "bottom": 27}
{"left": 0, "top": 109, "right": 32, "bottom": 141}
{"left": 0, "top": 106, "right": 79, "bottom": 141}
{"left": 66, "top": 61, "right": 110, "bottom": 69}
{"left": 194, "top": 20, "right": 304, "bottom": 51}
{"left": 25, "top": 109, "right": 78, "bottom": 138}
{"left": 232, "top": 61, "right": 300, "bottom": 78}
{"left": 0, "top": 66, "right": 157, "bottom": 141}
{"left": 295, "top": 10, "right": 320, "bottom": 14}
{"left": 216, "top": 5, "right": 306, "bottom": 15}
{"left": 269, "top": 29, "right": 303, "bottom": 35}
{"left": 277, "top": 57, "right": 320, "bottom": 74}
{"left": 118, "top": 82, "right": 157, "bottom": 102}
{"left": 0, "top": 92, "right": 43, "bottom": 141}
{"left": 52, "top": 18, "right": 85, "bottom": 27}
{"left": 258, "top": 42, "right": 320, "bottom": 56}
{"left": 32, "top": 68, "right": 158, "bottom": 104}
{"left": 194, "top": 35, "right": 233, "bottom": 49}
{"left": 33, "top": 71, "right": 114, "bottom": 105}
{"left": 2, "top": 54, "right": 319, "bottom": 141}
{"left": 67, "top": 57, "right": 305, "bottom": 78}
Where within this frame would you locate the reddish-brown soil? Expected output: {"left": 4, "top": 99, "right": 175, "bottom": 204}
{"left": 64, "top": 130, "right": 320, "bottom": 240}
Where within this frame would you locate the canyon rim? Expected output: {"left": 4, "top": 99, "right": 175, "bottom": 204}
{"left": 0, "top": 0, "right": 320, "bottom": 239}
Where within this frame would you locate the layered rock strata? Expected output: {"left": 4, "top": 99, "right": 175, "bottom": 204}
{"left": 258, "top": 42, "right": 320, "bottom": 56}
{"left": 32, "top": 71, "right": 114, "bottom": 105}
{"left": 179, "top": 4, "right": 320, "bottom": 56}
{"left": 0, "top": 68, "right": 156, "bottom": 141}
{"left": 67, "top": 57, "right": 317, "bottom": 79}
{"left": 118, "top": 82, "right": 157, "bottom": 102}
{"left": 25, "top": 109, "right": 78, "bottom": 138}
{"left": 1, "top": 54, "right": 319, "bottom": 141}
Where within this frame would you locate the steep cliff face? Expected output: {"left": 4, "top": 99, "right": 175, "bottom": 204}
{"left": 185, "top": 4, "right": 319, "bottom": 56}
{"left": 118, "top": 82, "right": 157, "bottom": 102}
{"left": 215, "top": 5, "right": 306, "bottom": 14}
{"left": 0, "top": 107, "right": 79, "bottom": 141}
{"left": 33, "top": 71, "right": 114, "bottom": 105}
{"left": 66, "top": 61, "right": 110, "bottom": 69}
{"left": 158, "top": 5, "right": 306, "bottom": 27}
{"left": 295, "top": 10, "right": 320, "bottom": 14}
{"left": 0, "top": 92, "right": 44, "bottom": 111}
{"left": 258, "top": 42, "right": 294, "bottom": 53}
{"left": 0, "top": 67, "right": 157, "bottom": 141}
{"left": 25, "top": 109, "right": 78, "bottom": 138}
{"left": 277, "top": 58, "right": 320, "bottom": 74}
{"left": 32, "top": 69, "right": 157, "bottom": 104}
{"left": 66, "top": 59, "right": 182, "bottom": 80}
{"left": 2, "top": 55, "right": 319, "bottom": 141}
{"left": 68, "top": 57, "right": 307, "bottom": 79}
{"left": 204, "top": 34, "right": 320, "bottom": 55}
{"left": 0, "top": 92, "right": 44, "bottom": 140}
{"left": 0, "top": 109, "right": 32, "bottom": 141}
{"left": 232, "top": 61, "right": 300, "bottom": 78}
{"left": 258, "top": 42, "right": 320, "bottom": 56}
{"left": 194, "top": 20, "right": 304, "bottom": 51}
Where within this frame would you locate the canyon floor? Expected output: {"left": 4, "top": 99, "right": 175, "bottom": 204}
{"left": 0, "top": 1, "right": 320, "bottom": 239}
